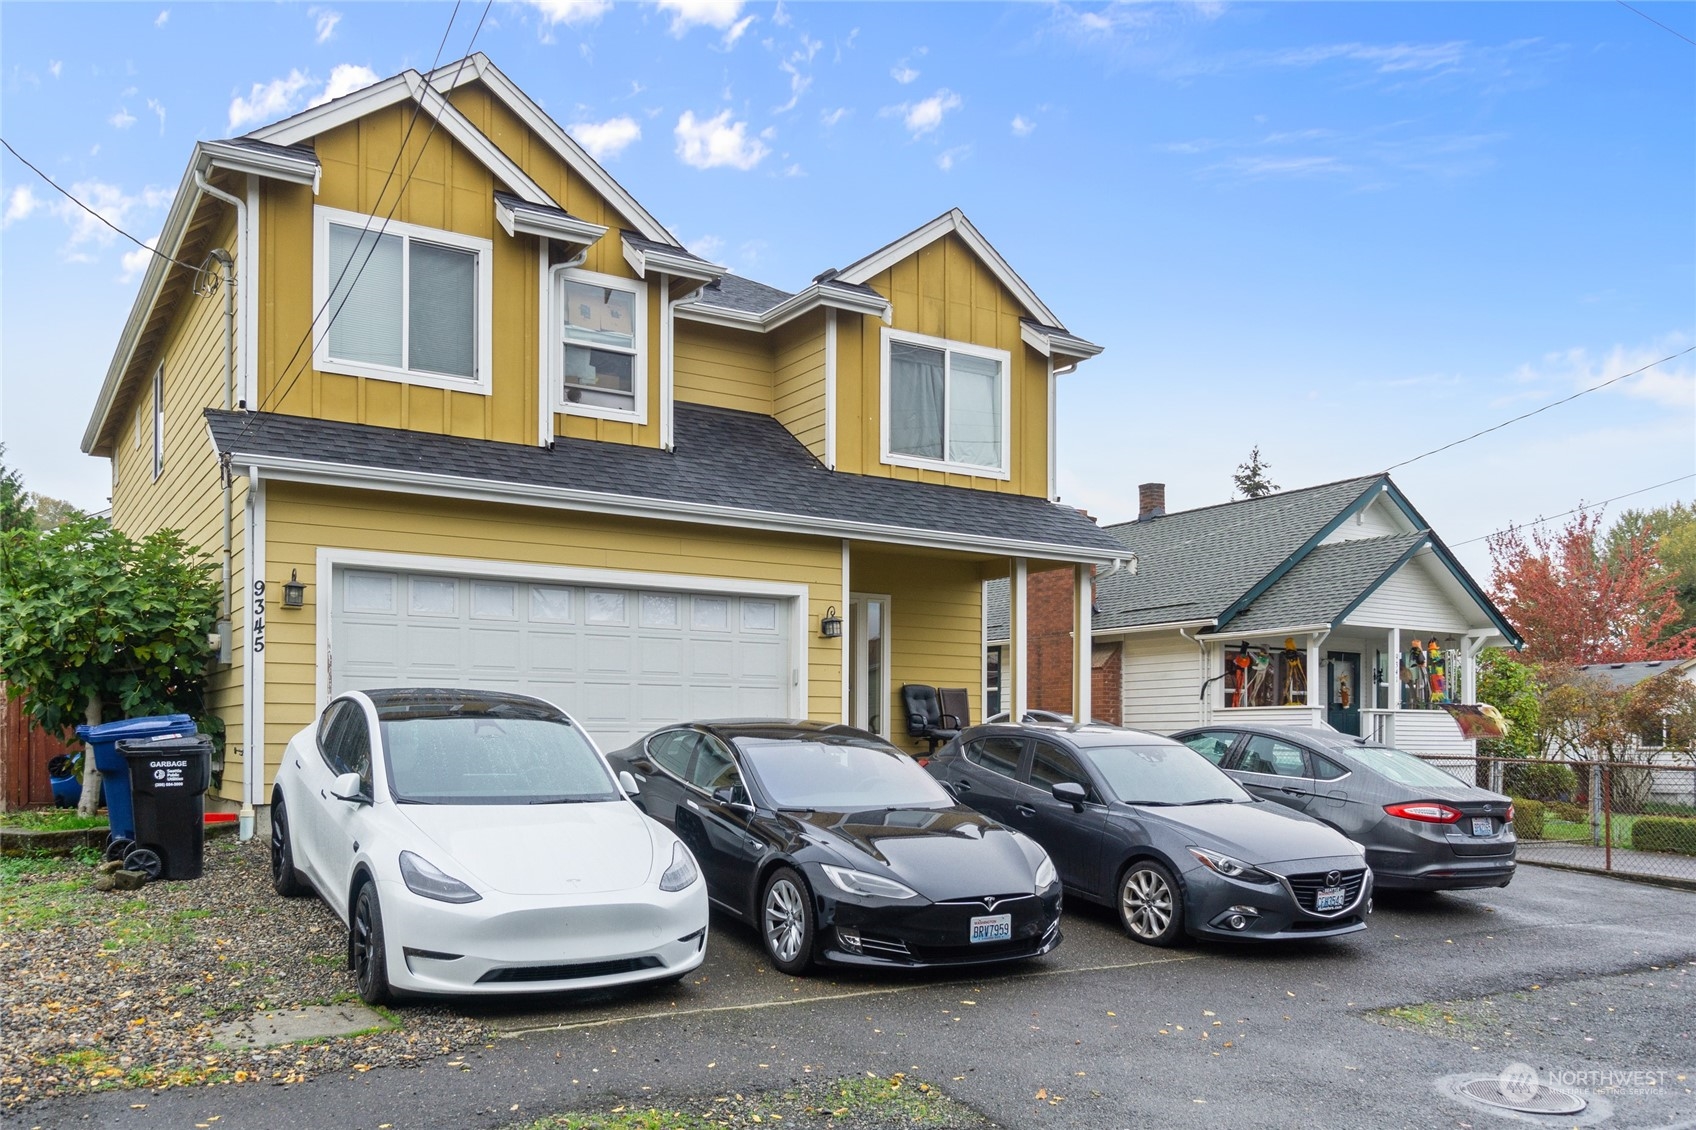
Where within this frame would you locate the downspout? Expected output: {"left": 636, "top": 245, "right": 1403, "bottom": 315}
{"left": 1178, "top": 626, "right": 1211, "bottom": 725}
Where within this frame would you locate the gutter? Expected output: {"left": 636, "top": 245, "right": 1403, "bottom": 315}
{"left": 675, "top": 281, "right": 893, "bottom": 333}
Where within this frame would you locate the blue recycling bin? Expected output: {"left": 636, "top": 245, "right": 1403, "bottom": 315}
{"left": 74, "top": 715, "right": 195, "bottom": 842}
{"left": 47, "top": 755, "right": 81, "bottom": 808}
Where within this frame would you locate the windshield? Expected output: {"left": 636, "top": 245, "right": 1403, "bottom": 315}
{"left": 1081, "top": 744, "right": 1252, "bottom": 806}
{"left": 1352, "top": 745, "right": 1474, "bottom": 790}
{"left": 736, "top": 737, "right": 955, "bottom": 810}
{"left": 379, "top": 712, "right": 619, "bottom": 805}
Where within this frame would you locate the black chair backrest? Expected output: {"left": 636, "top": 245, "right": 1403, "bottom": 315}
{"left": 938, "top": 687, "right": 969, "bottom": 730}
{"left": 901, "top": 684, "right": 940, "bottom": 737}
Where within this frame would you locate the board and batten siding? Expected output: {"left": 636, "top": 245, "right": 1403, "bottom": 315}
{"left": 1120, "top": 631, "right": 1206, "bottom": 736}
{"left": 108, "top": 208, "right": 250, "bottom": 802}
{"left": 1347, "top": 553, "right": 1474, "bottom": 633}
{"left": 258, "top": 482, "right": 845, "bottom": 794}
{"left": 773, "top": 313, "right": 827, "bottom": 461}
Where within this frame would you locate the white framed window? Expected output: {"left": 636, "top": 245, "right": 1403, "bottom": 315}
{"left": 311, "top": 205, "right": 493, "bottom": 394}
{"left": 879, "top": 327, "right": 1010, "bottom": 479}
{"left": 152, "top": 365, "right": 164, "bottom": 481}
{"left": 550, "top": 264, "right": 646, "bottom": 423}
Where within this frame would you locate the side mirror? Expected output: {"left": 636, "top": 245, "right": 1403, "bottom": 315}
{"left": 618, "top": 770, "right": 641, "bottom": 797}
{"left": 713, "top": 784, "right": 753, "bottom": 811}
{"left": 330, "top": 771, "right": 368, "bottom": 803}
{"left": 1052, "top": 781, "right": 1088, "bottom": 812}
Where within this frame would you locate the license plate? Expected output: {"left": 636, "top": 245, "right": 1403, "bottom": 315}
{"left": 1471, "top": 817, "right": 1493, "bottom": 837}
{"left": 1314, "top": 886, "right": 1346, "bottom": 912}
{"left": 969, "top": 914, "right": 1012, "bottom": 943}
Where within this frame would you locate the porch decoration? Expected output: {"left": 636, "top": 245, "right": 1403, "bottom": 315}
{"left": 1439, "top": 702, "right": 1508, "bottom": 740}
{"left": 1282, "top": 638, "right": 1306, "bottom": 705}
{"left": 1428, "top": 639, "right": 1447, "bottom": 704}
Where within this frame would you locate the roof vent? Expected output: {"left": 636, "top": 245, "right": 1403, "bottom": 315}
{"left": 813, "top": 268, "right": 839, "bottom": 283}
{"left": 1138, "top": 483, "right": 1166, "bottom": 521}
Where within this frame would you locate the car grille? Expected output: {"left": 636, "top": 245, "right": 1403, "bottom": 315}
{"left": 934, "top": 893, "right": 1036, "bottom": 913}
{"left": 1284, "top": 869, "right": 1367, "bottom": 916}
{"left": 856, "top": 934, "right": 914, "bottom": 959}
{"left": 476, "top": 956, "right": 663, "bottom": 984}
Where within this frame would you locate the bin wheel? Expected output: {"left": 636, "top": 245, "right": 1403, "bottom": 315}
{"left": 124, "top": 846, "right": 164, "bottom": 881}
{"left": 105, "top": 838, "right": 135, "bottom": 863}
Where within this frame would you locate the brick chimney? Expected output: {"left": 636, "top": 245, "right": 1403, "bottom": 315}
{"left": 1138, "top": 483, "right": 1166, "bottom": 521}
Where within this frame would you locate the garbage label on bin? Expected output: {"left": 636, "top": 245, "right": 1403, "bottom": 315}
{"left": 151, "top": 760, "right": 189, "bottom": 788}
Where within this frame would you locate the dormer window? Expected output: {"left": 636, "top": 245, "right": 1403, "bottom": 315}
{"left": 312, "top": 206, "right": 493, "bottom": 393}
{"left": 880, "top": 328, "right": 1010, "bottom": 479}
{"left": 551, "top": 265, "right": 647, "bottom": 423}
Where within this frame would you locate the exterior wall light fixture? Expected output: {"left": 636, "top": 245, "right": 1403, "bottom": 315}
{"left": 281, "top": 569, "right": 306, "bottom": 609}
{"left": 820, "top": 605, "right": 843, "bottom": 639}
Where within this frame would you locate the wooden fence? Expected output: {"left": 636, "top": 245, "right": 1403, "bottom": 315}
{"left": 0, "top": 688, "right": 77, "bottom": 810}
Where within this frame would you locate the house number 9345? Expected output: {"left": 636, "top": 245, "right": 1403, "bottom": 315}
{"left": 252, "top": 579, "right": 266, "bottom": 653}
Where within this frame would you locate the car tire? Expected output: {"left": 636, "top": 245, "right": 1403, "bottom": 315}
{"left": 270, "top": 797, "right": 310, "bottom": 898}
{"left": 1117, "top": 859, "right": 1184, "bottom": 947}
{"left": 351, "top": 882, "right": 393, "bottom": 1006}
{"left": 759, "top": 867, "right": 815, "bottom": 975}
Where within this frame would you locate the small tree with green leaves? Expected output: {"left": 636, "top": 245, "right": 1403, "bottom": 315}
{"left": 0, "top": 445, "right": 31, "bottom": 534}
{"left": 1232, "top": 446, "right": 1278, "bottom": 500}
{"left": 0, "top": 515, "right": 221, "bottom": 816}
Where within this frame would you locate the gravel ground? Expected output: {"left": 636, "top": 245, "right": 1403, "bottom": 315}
{"left": 0, "top": 835, "right": 488, "bottom": 1108}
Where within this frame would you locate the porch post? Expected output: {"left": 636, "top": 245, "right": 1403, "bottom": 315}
{"left": 1306, "top": 634, "right": 1323, "bottom": 728}
{"left": 1011, "top": 558, "right": 1029, "bottom": 721}
{"left": 1387, "top": 627, "right": 1401, "bottom": 710}
{"left": 1073, "top": 564, "right": 1092, "bottom": 725}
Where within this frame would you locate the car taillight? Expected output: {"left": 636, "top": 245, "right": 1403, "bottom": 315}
{"left": 1384, "top": 801, "right": 1463, "bottom": 824}
{"left": 1505, "top": 803, "right": 1515, "bottom": 825}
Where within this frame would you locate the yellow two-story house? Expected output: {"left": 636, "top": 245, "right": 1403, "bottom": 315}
{"left": 81, "top": 54, "right": 1120, "bottom": 827}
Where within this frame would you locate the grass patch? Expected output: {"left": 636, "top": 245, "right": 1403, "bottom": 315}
{"left": 1542, "top": 815, "right": 1638, "bottom": 847}
{"left": 516, "top": 1075, "right": 990, "bottom": 1130}
{"left": 0, "top": 809, "right": 109, "bottom": 832}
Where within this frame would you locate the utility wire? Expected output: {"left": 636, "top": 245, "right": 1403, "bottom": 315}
{"left": 1449, "top": 474, "right": 1696, "bottom": 548}
{"left": 1616, "top": 0, "right": 1696, "bottom": 46}
{"left": 0, "top": 136, "right": 203, "bottom": 273}
{"left": 1382, "top": 344, "right": 1696, "bottom": 472}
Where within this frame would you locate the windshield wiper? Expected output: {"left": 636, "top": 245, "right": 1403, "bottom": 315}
{"left": 528, "top": 796, "right": 600, "bottom": 804}
{"left": 1125, "top": 800, "right": 1180, "bottom": 807}
{"left": 1181, "top": 797, "right": 1239, "bottom": 806}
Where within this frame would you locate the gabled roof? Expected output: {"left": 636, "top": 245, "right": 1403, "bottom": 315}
{"left": 1573, "top": 658, "right": 1696, "bottom": 690}
{"left": 1226, "top": 532, "right": 1426, "bottom": 633}
{"left": 205, "top": 405, "right": 1128, "bottom": 563}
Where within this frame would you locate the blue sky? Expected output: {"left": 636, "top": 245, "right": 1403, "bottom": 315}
{"left": 2, "top": 0, "right": 1692, "bottom": 577}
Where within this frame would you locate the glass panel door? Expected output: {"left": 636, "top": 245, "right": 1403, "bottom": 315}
{"left": 849, "top": 595, "right": 890, "bottom": 738}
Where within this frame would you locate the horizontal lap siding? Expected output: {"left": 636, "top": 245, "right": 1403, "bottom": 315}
{"left": 1348, "top": 554, "right": 1472, "bottom": 633}
{"left": 674, "top": 321, "right": 775, "bottom": 414}
{"left": 1120, "top": 632, "right": 1205, "bottom": 736}
{"left": 852, "top": 548, "right": 984, "bottom": 753}
{"left": 260, "top": 484, "right": 845, "bottom": 791}
{"left": 1321, "top": 495, "right": 1403, "bottom": 544}
{"left": 109, "top": 209, "right": 249, "bottom": 802}
{"left": 1394, "top": 710, "right": 1476, "bottom": 769}
{"left": 773, "top": 313, "right": 827, "bottom": 460}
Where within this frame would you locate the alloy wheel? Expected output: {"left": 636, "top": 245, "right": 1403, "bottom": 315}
{"left": 353, "top": 896, "right": 377, "bottom": 995}
{"left": 1121, "top": 867, "right": 1174, "bottom": 940}
{"left": 763, "top": 878, "right": 806, "bottom": 963}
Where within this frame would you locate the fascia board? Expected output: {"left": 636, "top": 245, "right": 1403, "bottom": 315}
{"left": 249, "top": 72, "right": 417, "bottom": 146}
{"left": 675, "top": 285, "right": 891, "bottom": 333}
{"left": 223, "top": 451, "right": 1124, "bottom": 565}
{"left": 427, "top": 54, "right": 673, "bottom": 245}
{"left": 1021, "top": 321, "right": 1104, "bottom": 365}
{"left": 672, "top": 303, "right": 764, "bottom": 330}
{"left": 496, "top": 197, "right": 606, "bottom": 245}
{"left": 621, "top": 235, "right": 725, "bottom": 284}
{"left": 200, "top": 142, "right": 319, "bottom": 189}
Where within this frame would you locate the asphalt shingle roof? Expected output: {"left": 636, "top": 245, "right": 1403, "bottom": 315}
{"left": 1572, "top": 659, "right": 1696, "bottom": 690}
{"left": 686, "top": 273, "right": 794, "bottom": 316}
{"left": 1224, "top": 532, "right": 1425, "bottom": 633}
{"left": 205, "top": 405, "right": 1125, "bottom": 557}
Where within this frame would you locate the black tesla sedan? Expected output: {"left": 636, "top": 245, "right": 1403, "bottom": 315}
{"left": 927, "top": 723, "right": 1372, "bottom": 946}
{"left": 605, "top": 720, "right": 1062, "bottom": 974}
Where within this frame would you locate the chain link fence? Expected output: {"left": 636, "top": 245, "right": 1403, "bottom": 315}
{"left": 1416, "top": 752, "right": 1696, "bottom": 886}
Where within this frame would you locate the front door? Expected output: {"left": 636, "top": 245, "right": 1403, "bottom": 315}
{"left": 849, "top": 595, "right": 891, "bottom": 738}
{"left": 1326, "top": 652, "right": 1361, "bottom": 736}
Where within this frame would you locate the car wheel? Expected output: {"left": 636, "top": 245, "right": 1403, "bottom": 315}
{"left": 270, "top": 797, "right": 309, "bottom": 898}
{"left": 1118, "top": 860, "right": 1184, "bottom": 947}
{"left": 351, "top": 882, "right": 393, "bottom": 1006}
{"left": 759, "top": 867, "right": 815, "bottom": 975}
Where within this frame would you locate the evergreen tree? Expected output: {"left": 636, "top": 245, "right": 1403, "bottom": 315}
{"left": 1232, "top": 446, "right": 1278, "bottom": 499}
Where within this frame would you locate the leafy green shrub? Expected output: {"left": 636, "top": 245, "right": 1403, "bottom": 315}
{"left": 1502, "top": 760, "right": 1577, "bottom": 802}
{"left": 1510, "top": 798, "right": 1545, "bottom": 839}
{"left": 1642, "top": 801, "right": 1696, "bottom": 818}
{"left": 1547, "top": 801, "right": 1588, "bottom": 823}
{"left": 1630, "top": 816, "right": 1696, "bottom": 856}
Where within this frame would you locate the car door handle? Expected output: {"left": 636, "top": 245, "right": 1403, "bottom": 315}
{"left": 953, "top": 778, "right": 973, "bottom": 792}
{"left": 685, "top": 798, "right": 700, "bottom": 811}
{"left": 1280, "top": 787, "right": 1306, "bottom": 796}
{"left": 1015, "top": 804, "right": 1037, "bottom": 818}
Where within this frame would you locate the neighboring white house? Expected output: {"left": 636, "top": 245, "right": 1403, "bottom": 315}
{"left": 986, "top": 475, "right": 1523, "bottom": 764}
{"left": 1572, "top": 658, "right": 1696, "bottom": 807}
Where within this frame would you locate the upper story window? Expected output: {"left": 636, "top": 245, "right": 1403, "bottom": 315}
{"left": 880, "top": 328, "right": 1010, "bottom": 479}
{"left": 551, "top": 265, "right": 646, "bottom": 423}
{"left": 312, "top": 206, "right": 493, "bottom": 394}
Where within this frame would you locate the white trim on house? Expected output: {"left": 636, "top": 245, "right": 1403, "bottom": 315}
{"left": 837, "top": 208, "right": 1063, "bottom": 329}
{"left": 313, "top": 546, "right": 810, "bottom": 720}
{"left": 1045, "top": 354, "right": 1056, "bottom": 501}
{"left": 673, "top": 282, "right": 891, "bottom": 333}
{"left": 849, "top": 592, "right": 894, "bottom": 739}
{"left": 198, "top": 140, "right": 320, "bottom": 190}
{"left": 1011, "top": 558, "right": 1029, "bottom": 720}
{"left": 220, "top": 451, "right": 1124, "bottom": 565}
{"left": 622, "top": 235, "right": 724, "bottom": 285}
{"left": 310, "top": 204, "right": 495, "bottom": 394}
{"left": 548, "top": 263, "right": 649, "bottom": 426}
{"left": 659, "top": 272, "right": 675, "bottom": 451}
{"left": 242, "top": 178, "right": 260, "bottom": 408}
{"left": 1019, "top": 320, "right": 1104, "bottom": 369}
{"left": 536, "top": 245, "right": 552, "bottom": 447}
{"left": 151, "top": 365, "right": 165, "bottom": 480}
{"left": 878, "top": 326, "right": 1013, "bottom": 482}
{"left": 495, "top": 196, "right": 606, "bottom": 246}
{"left": 840, "top": 539, "right": 851, "bottom": 725}
{"left": 824, "top": 309, "right": 838, "bottom": 471}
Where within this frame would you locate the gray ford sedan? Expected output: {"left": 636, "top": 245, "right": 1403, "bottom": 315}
{"left": 1171, "top": 724, "right": 1517, "bottom": 892}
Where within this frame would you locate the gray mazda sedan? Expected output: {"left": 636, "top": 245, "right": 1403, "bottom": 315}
{"left": 1171, "top": 724, "right": 1516, "bottom": 891}
{"left": 927, "top": 724, "right": 1372, "bottom": 946}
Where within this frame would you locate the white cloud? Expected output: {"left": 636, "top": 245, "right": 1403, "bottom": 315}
{"left": 42, "top": 179, "right": 170, "bottom": 259}
{"left": 228, "top": 69, "right": 314, "bottom": 130}
{"left": 147, "top": 98, "right": 166, "bottom": 134}
{"left": 154, "top": 9, "right": 169, "bottom": 27}
{"left": 1508, "top": 335, "right": 1696, "bottom": 413}
{"left": 569, "top": 115, "right": 641, "bottom": 160}
{"left": 120, "top": 234, "right": 159, "bottom": 283}
{"left": 48, "top": 60, "right": 62, "bottom": 78}
{"left": 525, "top": 0, "right": 612, "bottom": 25}
{"left": 1011, "top": 114, "right": 1035, "bottom": 137}
{"left": 721, "top": 13, "right": 756, "bottom": 48}
{"left": 659, "top": 0, "right": 744, "bottom": 36}
{"left": 937, "top": 145, "right": 970, "bottom": 171}
{"left": 109, "top": 107, "right": 137, "bottom": 129}
{"left": 2, "top": 185, "right": 40, "bottom": 227}
{"left": 820, "top": 106, "right": 848, "bottom": 127}
{"left": 772, "top": 0, "right": 790, "bottom": 26}
{"left": 313, "top": 8, "right": 342, "bottom": 43}
{"left": 885, "top": 88, "right": 961, "bottom": 136}
{"left": 1270, "top": 41, "right": 1470, "bottom": 74}
{"left": 890, "top": 64, "right": 919, "bottom": 84}
{"left": 674, "top": 109, "right": 769, "bottom": 170}
{"left": 309, "top": 64, "right": 380, "bottom": 108}
{"left": 690, "top": 234, "right": 725, "bottom": 260}
{"left": 775, "top": 60, "right": 811, "bottom": 112}
{"left": 782, "top": 162, "right": 804, "bottom": 177}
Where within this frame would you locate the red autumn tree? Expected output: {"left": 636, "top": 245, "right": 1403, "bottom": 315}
{"left": 1488, "top": 509, "right": 1696, "bottom": 665}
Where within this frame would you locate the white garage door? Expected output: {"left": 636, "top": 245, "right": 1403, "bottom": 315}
{"left": 329, "top": 566, "right": 794, "bottom": 749}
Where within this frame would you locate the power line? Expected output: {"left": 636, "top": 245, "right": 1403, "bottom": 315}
{"left": 1383, "top": 344, "right": 1696, "bottom": 472}
{"left": 1449, "top": 474, "right": 1696, "bottom": 548}
{"left": 0, "top": 137, "right": 203, "bottom": 273}
{"left": 1616, "top": 0, "right": 1696, "bottom": 46}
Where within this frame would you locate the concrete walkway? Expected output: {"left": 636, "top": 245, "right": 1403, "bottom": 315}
{"left": 1518, "top": 838, "right": 1696, "bottom": 889}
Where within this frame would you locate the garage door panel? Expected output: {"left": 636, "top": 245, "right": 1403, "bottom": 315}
{"left": 527, "top": 631, "right": 579, "bottom": 672}
{"left": 584, "top": 633, "right": 632, "bottom": 673}
{"left": 340, "top": 620, "right": 401, "bottom": 665}
{"left": 686, "top": 639, "right": 736, "bottom": 680}
{"left": 637, "top": 635, "right": 684, "bottom": 676}
{"left": 405, "top": 624, "right": 465, "bottom": 668}
{"left": 469, "top": 628, "right": 521, "bottom": 670}
{"left": 736, "top": 639, "right": 786, "bottom": 683}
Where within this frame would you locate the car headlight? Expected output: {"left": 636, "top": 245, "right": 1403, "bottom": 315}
{"left": 821, "top": 864, "right": 918, "bottom": 900}
{"left": 398, "top": 850, "right": 481, "bottom": 904}
{"left": 658, "top": 842, "right": 699, "bottom": 892}
{"left": 1034, "top": 853, "right": 1058, "bottom": 890}
{"left": 1187, "top": 847, "right": 1277, "bottom": 884}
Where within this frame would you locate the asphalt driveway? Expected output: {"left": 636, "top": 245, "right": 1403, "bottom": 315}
{"left": 30, "top": 865, "right": 1696, "bottom": 1129}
